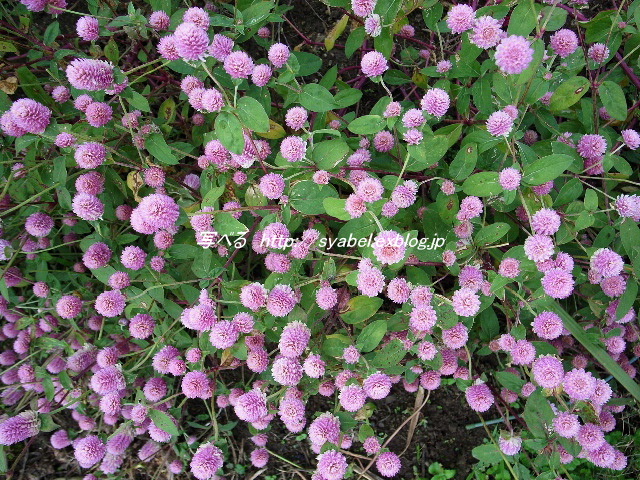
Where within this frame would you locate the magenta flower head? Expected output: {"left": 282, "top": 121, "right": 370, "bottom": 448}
{"left": 452, "top": 288, "right": 480, "bottom": 317}
{"left": 1, "top": 111, "right": 27, "bottom": 137}
{"left": 577, "top": 134, "right": 607, "bottom": 159}
{"left": 446, "top": 4, "right": 475, "bottom": 34}
{"left": 266, "top": 285, "right": 297, "bottom": 317}
{"left": 56, "top": 295, "right": 83, "bottom": 319}
{"left": 183, "top": 6, "right": 210, "bottom": 29}
{"left": 182, "top": 371, "right": 213, "bottom": 399}
{"left": 76, "top": 16, "right": 99, "bottom": 41}
{"left": 131, "top": 193, "right": 180, "bottom": 233}
{"left": 95, "top": 290, "right": 126, "bottom": 317}
{"left": 66, "top": 58, "right": 114, "bottom": 91}
{"left": 550, "top": 29, "right": 579, "bottom": 58}
{"left": 495, "top": 35, "right": 534, "bottom": 74}
{"left": 285, "top": 106, "right": 308, "bottom": 130}
{"left": 465, "top": 382, "right": 494, "bottom": 412}
{"left": 75, "top": 142, "right": 107, "bottom": 169}
{"left": 90, "top": 365, "right": 125, "bottom": 394}
{"left": 357, "top": 263, "right": 385, "bottom": 297}
{"left": 361, "top": 51, "right": 388, "bottom": 77}
{"left": 25, "top": 212, "right": 54, "bottom": 237}
{"left": 364, "top": 372, "right": 392, "bottom": 399}
{"left": 621, "top": 129, "right": 640, "bottom": 150}
{"left": 224, "top": 51, "right": 254, "bottom": 79}
{"left": 149, "top": 11, "right": 170, "bottom": 30}
{"left": 129, "top": 313, "right": 155, "bottom": 339}
{"left": 532, "top": 311, "right": 563, "bottom": 339}
{"left": 588, "top": 43, "right": 610, "bottom": 64}
{"left": 524, "top": 234, "right": 554, "bottom": 262}
{"left": 339, "top": 385, "right": 366, "bottom": 412}
{"left": 0, "top": 411, "right": 40, "bottom": 445}
{"left": 531, "top": 208, "right": 561, "bottom": 235}
{"left": 280, "top": 135, "right": 307, "bottom": 162}
{"left": 373, "top": 230, "right": 406, "bottom": 265}
{"left": 499, "top": 167, "right": 521, "bottom": 191}
{"left": 55, "top": 132, "right": 76, "bottom": 147}
{"left": 174, "top": 22, "right": 209, "bottom": 61}
{"left": 532, "top": 355, "right": 564, "bottom": 388}
{"left": 74, "top": 435, "right": 106, "bottom": 468}
{"left": 317, "top": 449, "right": 348, "bottom": 480}
{"left": 240, "top": 282, "right": 268, "bottom": 311}
{"left": 85, "top": 101, "right": 112, "bottom": 127}
{"left": 421, "top": 88, "right": 450, "bottom": 117}
{"left": 352, "top": 0, "right": 376, "bottom": 17}
{"left": 259, "top": 173, "right": 285, "bottom": 199}
{"left": 563, "top": 368, "right": 596, "bottom": 401}
{"left": 553, "top": 412, "right": 580, "bottom": 438}
{"left": 209, "top": 33, "right": 234, "bottom": 61}
{"left": 590, "top": 248, "right": 624, "bottom": 278}
{"left": 235, "top": 389, "right": 268, "bottom": 422}
{"left": 376, "top": 451, "right": 401, "bottom": 477}
{"left": 251, "top": 64, "right": 272, "bottom": 87}
{"left": 279, "top": 321, "right": 311, "bottom": 358}
{"left": 9, "top": 99, "right": 51, "bottom": 134}
{"left": 470, "top": 16, "right": 504, "bottom": 49}
{"left": 486, "top": 110, "right": 513, "bottom": 137}
{"left": 272, "top": 356, "right": 303, "bottom": 386}
{"left": 190, "top": 443, "right": 224, "bottom": 480}
{"left": 121, "top": 245, "right": 146, "bottom": 270}
{"left": 51, "top": 85, "right": 70, "bottom": 103}
{"left": 158, "top": 35, "right": 180, "bottom": 61}
{"left": 268, "top": 43, "right": 290, "bottom": 68}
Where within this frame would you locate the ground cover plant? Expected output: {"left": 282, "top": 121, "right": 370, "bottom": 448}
{"left": 1, "top": 0, "right": 640, "bottom": 478}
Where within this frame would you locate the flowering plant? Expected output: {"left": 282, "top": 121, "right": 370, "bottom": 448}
{"left": 1, "top": 0, "right": 640, "bottom": 478}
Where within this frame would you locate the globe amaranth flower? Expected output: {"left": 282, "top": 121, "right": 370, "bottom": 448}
{"left": 272, "top": 356, "right": 303, "bottom": 386}
{"left": 183, "top": 6, "right": 209, "bottom": 29}
{"left": 361, "top": 51, "right": 388, "bottom": 77}
{"left": 268, "top": 43, "right": 290, "bottom": 68}
{"left": 0, "top": 111, "right": 27, "bottom": 137}
{"left": 403, "top": 128, "right": 423, "bottom": 145}
{"left": 532, "top": 355, "right": 564, "bottom": 388}
{"left": 251, "top": 64, "right": 272, "bottom": 87}
{"left": 442, "top": 322, "right": 469, "bottom": 349}
{"left": 553, "top": 412, "right": 580, "bottom": 438}
{"left": 51, "top": 85, "right": 70, "bottom": 103}
{"left": 174, "top": 22, "right": 209, "bottom": 61}
{"left": 224, "top": 51, "right": 254, "bottom": 79}
{"left": 190, "top": 443, "right": 224, "bottom": 480}
{"left": 421, "top": 88, "right": 450, "bottom": 117}
{"left": 316, "top": 285, "right": 338, "bottom": 310}
{"left": 387, "top": 277, "right": 411, "bottom": 303}
{"left": 357, "top": 262, "right": 385, "bottom": 297}
{"left": 266, "top": 284, "right": 297, "bottom": 317}
{"left": 209, "top": 33, "right": 234, "bottom": 61}
{"left": 66, "top": 58, "right": 114, "bottom": 91}
{"left": 279, "top": 321, "right": 311, "bottom": 358}
{"left": 470, "top": 16, "right": 504, "bottom": 49}
{"left": 280, "top": 135, "right": 307, "bottom": 162}
{"left": 85, "top": 101, "right": 112, "bottom": 127}
{"left": 0, "top": 411, "right": 40, "bottom": 445}
{"left": 74, "top": 435, "right": 106, "bottom": 468}
{"left": 524, "top": 234, "right": 554, "bottom": 262}
{"left": 149, "top": 10, "right": 170, "bottom": 30}
{"left": 83, "top": 242, "right": 111, "bottom": 270}
{"left": 24, "top": 212, "right": 53, "bottom": 237}
{"left": 259, "top": 173, "right": 285, "bottom": 199}
{"left": 563, "top": 368, "right": 596, "bottom": 401}
{"left": 588, "top": 43, "right": 609, "bottom": 63}
{"left": 622, "top": 129, "right": 640, "bottom": 150}
{"left": 364, "top": 14, "right": 382, "bottom": 37}
{"left": 531, "top": 208, "right": 561, "bottom": 235}
{"left": 182, "top": 371, "right": 213, "bottom": 399}
{"left": 131, "top": 193, "right": 180, "bottom": 234}
{"left": 499, "top": 167, "right": 521, "bottom": 191}
{"left": 376, "top": 451, "right": 401, "bottom": 477}
{"left": 129, "top": 313, "right": 155, "bottom": 339}
{"left": 76, "top": 16, "right": 99, "bottom": 41}
{"left": 550, "top": 29, "right": 579, "bottom": 58}
{"left": 95, "top": 290, "right": 126, "bottom": 317}
{"left": 339, "top": 385, "right": 366, "bottom": 412}
{"left": 317, "top": 449, "right": 348, "bottom": 480}
{"left": 452, "top": 288, "right": 480, "bottom": 317}
{"left": 466, "top": 382, "right": 494, "bottom": 412}
{"left": 499, "top": 434, "right": 522, "bottom": 456}
{"left": 446, "top": 4, "right": 475, "bottom": 34}
{"left": 352, "top": 0, "right": 376, "bottom": 17}
{"left": 363, "top": 372, "right": 392, "bottom": 399}
{"left": 590, "top": 248, "right": 624, "bottom": 278}
{"left": 74, "top": 142, "right": 107, "bottom": 169}
{"left": 9, "top": 98, "right": 51, "bottom": 134}
{"left": 577, "top": 134, "right": 607, "bottom": 159}
{"left": 495, "top": 35, "right": 534, "bottom": 74}
{"left": 486, "top": 110, "right": 513, "bottom": 137}
{"left": 157, "top": 35, "right": 180, "bottom": 61}
{"left": 56, "top": 295, "right": 83, "bottom": 319}
{"left": 373, "top": 230, "right": 406, "bottom": 265}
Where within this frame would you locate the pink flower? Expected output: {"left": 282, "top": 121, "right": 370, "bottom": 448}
{"left": 183, "top": 6, "right": 209, "bottom": 29}
{"left": 373, "top": 130, "right": 395, "bottom": 152}
{"left": 316, "top": 285, "right": 338, "bottom": 310}
{"left": 268, "top": 43, "right": 290, "bottom": 68}
{"left": 542, "top": 268, "right": 574, "bottom": 299}
{"left": 550, "top": 29, "right": 579, "bottom": 58}
{"left": 495, "top": 35, "right": 534, "bottom": 74}
{"left": 531, "top": 208, "right": 561, "bottom": 235}
{"left": 364, "top": 14, "right": 382, "bottom": 37}
{"left": 446, "top": 4, "right": 475, "bottom": 34}
{"left": 499, "top": 435, "right": 522, "bottom": 456}
{"left": 363, "top": 372, "right": 392, "bottom": 399}
{"left": 174, "top": 22, "right": 209, "bottom": 60}
{"left": 279, "top": 321, "right": 311, "bottom": 358}
{"left": 85, "top": 101, "right": 112, "bottom": 127}
{"left": 442, "top": 322, "right": 469, "bottom": 349}
{"left": 56, "top": 295, "right": 83, "bottom": 319}
{"left": 272, "top": 357, "right": 303, "bottom": 386}
{"left": 74, "top": 142, "right": 107, "bottom": 169}
{"left": 590, "top": 248, "right": 624, "bottom": 278}
{"left": 339, "top": 385, "right": 366, "bottom": 412}
{"left": 224, "top": 51, "right": 254, "bottom": 78}
{"left": 357, "top": 263, "right": 385, "bottom": 297}
{"left": 588, "top": 43, "right": 609, "bottom": 63}
{"left": 499, "top": 167, "right": 521, "bottom": 191}
{"left": 486, "top": 110, "right": 513, "bottom": 136}
{"left": 553, "top": 412, "right": 580, "bottom": 438}
{"left": 9, "top": 99, "right": 51, "bottom": 134}
{"left": 66, "top": 58, "right": 114, "bottom": 91}
{"left": 208, "top": 34, "right": 234, "bottom": 61}
{"left": 577, "top": 134, "right": 607, "bottom": 159}
{"left": 376, "top": 451, "right": 401, "bottom": 477}
{"left": 421, "top": 88, "right": 450, "bottom": 117}
{"left": 622, "top": 129, "right": 640, "bottom": 150}
{"left": 361, "top": 51, "right": 388, "bottom": 77}
{"left": 259, "top": 173, "right": 285, "bottom": 199}
{"left": 129, "top": 313, "right": 155, "bottom": 339}
{"left": 76, "top": 16, "right": 99, "bottom": 41}
{"left": 451, "top": 288, "right": 480, "bottom": 317}
{"left": 285, "top": 106, "right": 308, "bottom": 130}
{"left": 532, "top": 311, "right": 563, "bottom": 339}
{"left": 532, "top": 355, "right": 564, "bottom": 388}
{"left": 190, "top": 443, "right": 224, "bottom": 480}
{"left": 387, "top": 277, "right": 411, "bottom": 303}
{"left": 280, "top": 135, "right": 306, "bottom": 162}
{"left": 524, "top": 234, "right": 554, "bottom": 262}
{"left": 403, "top": 128, "right": 423, "bottom": 145}
{"left": 149, "top": 11, "right": 170, "bottom": 30}
{"left": 0, "top": 411, "right": 39, "bottom": 445}
{"left": 182, "top": 371, "right": 213, "bottom": 399}
{"left": 317, "top": 450, "right": 348, "bottom": 480}
{"left": 74, "top": 435, "right": 106, "bottom": 468}
{"left": 470, "top": 16, "right": 504, "bottom": 48}
{"left": 373, "top": 230, "right": 406, "bottom": 265}
{"left": 266, "top": 285, "right": 297, "bottom": 317}
{"left": 209, "top": 320, "right": 239, "bottom": 349}
{"left": 352, "top": 0, "right": 377, "bottom": 17}
{"left": 499, "top": 257, "right": 520, "bottom": 278}
{"left": 24, "top": 212, "right": 53, "bottom": 237}
{"left": 465, "top": 382, "right": 494, "bottom": 412}
{"left": 563, "top": 368, "right": 596, "bottom": 401}
{"left": 95, "top": 290, "right": 126, "bottom": 317}
{"left": 577, "top": 423, "right": 605, "bottom": 451}
{"left": 510, "top": 339, "right": 536, "bottom": 365}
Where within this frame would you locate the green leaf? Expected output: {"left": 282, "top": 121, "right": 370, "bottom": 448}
{"left": 323, "top": 198, "right": 351, "bottom": 221}
{"left": 104, "top": 38, "right": 120, "bottom": 64}
{"left": 462, "top": 172, "right": 501, "bottom": 197}
{"left": 202, "top": 186, "right": 225, "bottom": 207}
{"left": 475, "top": 222, "right": 510, "bottom": 246}
{"left": 213, "top": 213, "right": 248, "bottom": 236}
{"left": 313, "top": 139, "right": 350, "bottom": 170}
{"left": 299, "top": 84, "right": 337, "bottom": 112}
{"left": 289, "top": 181, "right": 337, "bottom": 215}
{"left": 348, "top": 115, "right": 386, "bottom": 135}
{"left": 43, "top": 21, "right": 60, "bottom": 45}
{"left": 616, "top": 279, "right": 637, "bottom": 321}
{"left": 406, "top": 135, "right": 449, "bottom": 171}
{"left": 356, "top": 319, "right": 387, "bottom": 352}
{"left": 16, "top": 67, "right": 50, "bottom": 106}
{"left": 471, "top": 444, "right": 503, "bottom": 465}
{"left": 621, "top": 218, "right": 640, "bottom": 261}
{"left": 507, "top": 2, "right": 540, "bottom": 36}
{"left": 341, "top": 296, "right": 383, "bottom": 324}
{"left": 449, "top": 143, "right": 477, "bottom": 181}
{"left": 522, "top": 154, "right": 574, "bottom": 185}
{"left": 495, "top": 371, "right": 525, "bottom": 392}
{"left": 145, "top": 133, "right": 178, "bottom": 165}
{"left": 345, "top": 27, "right": 365, "bottom": 58}
{"left": 599, "top": 81, "right": 627, "bottom": 121}
{"left": 126, "top": 89, "right": 150, "bottom": 112}
{"left": 236, "top": 96, "right": 270, "bottom": 133}
{"left": 372, "top": 338, "right": 406, "bottom": 368}
{"left": 215, "top": 112, "right": 245, "bottom": 154}
{"left": 334, "top": 88, "right": 362, "bottom": 108}
{"left": 292, "top": 52, "right": 323, "bottom": 76}
{"left": 148, "top": 409, "right": 179, "bottom": 436}
{"left": 523, "top": 389, "right": 555, "bottom": 438}
{"left": 549, "top": 76, "right": 590, "bottom": 111}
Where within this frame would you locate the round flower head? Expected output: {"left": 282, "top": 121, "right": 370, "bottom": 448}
{"left": 90, "top": 365, "right": 125, "bottom": 394}
{"left": 373, "top": 130, "right": 395, "bottom": 152}
{"left": 279, "top": 321, "right": 311, "bottom": 358}
{"left": 235, "top": 389, "right": 268, "bottom": 422}
{"left": 364, "top": 14, "right": 382, "bottom": 37}
{"left": 470, "top": 15, "right": 504, "bottom": 49}
{"left": 74, "top": 435, "right": 106, "bottom": 468}
{"left": 56, "top": 295, "right": 83, "bottom": 319}
{"left": 376, "top": 451, "right": 401, "bottom": 477}
{"left": 0, "top": 111, "right": 27, "bottom": 137}
{"left": 190, "top": 443, "right": 224, "bottom": 480}
{"left": 259, "top": 173, "right": 285, "bottom": 199}
{"left": 132, "top": 193, "right": 180, "bottom": 233}
{"left": 316, "top": 285, "right": 338, "bottom": 310}
{"left": 74, "top": 142, "right": 107, "bottom": 169}
{"left": 442, "top": 322, "right": 469, "bottom": 349}
{"left": 499, "top": 434, "right": 522, "bottom": 456}
{"left": 85, "top": 101, "right": 112, "bottom": 127}
{"left": 285, "top": 106, "right": 308, "bottom": 130}
{"left": 157, "top": 35, "right": 180, "bottom": 60}
{"left": 531, "top": 208, "right": 561, "bottom": 235}
{"left": 317, "top": 450, "right": 347, "bottom": 480}
{"left": 621, "top": 129, "right": 640, "bottom": 150}
{"left": 577, "top": 423, "right": 605, "bottom": 452}
{"left": 498, "top": 257, "right": 520, "bottom": 278}
{"left": 486, "top": 110, "right": 513, "bottom": 137}
{"left": 66, "top": 58, "right": 114, "bottom": 91}
{"left": 466, "top": 382, "right": 494, "bottom": 412}
{"left": 361, "top": 51, "right": 388, "bottom": 77}
{"left": 121, "top": 245, "right": 146, "bottom": 270}
{"left": 51, "top": 86, "right": 70, "bottom": 103}
{"left": 550, "top": 29, "right": 579, "bottom": 58}
{"left": 373, "top": 230, "right": 406, "bottom": 265}
{"left": 25, "top": 212, "right": 53, "bottom": 237}
{"left": 511, "top": 339, "right": 536, "bottom": 365}
{"left": 577, "top": 134, "right": 607, "bottom": 159}
{"left": 588, "top": 43, "right": 609, "bottom": 63}
{"left": 95, "top": 290, "right": 126, "bottom": 317}
{"left": 77, "top": 16, "right": 99, "bottom": 41}
{"left": 209, "top": 33, "right": 234, "bottom": 61}
{"left": 280, "top": 135, "right": 306, "bottom": 162}
{"left": 76, "top": 171, "right": 105, "bottom": 195}
{"left": 532, "top": 180, "right": 554, "bottom": 195}
{"left": 590, "top": 248, "right": 624, "bottom": 278}
{"left": 10, "top": 99, "right": 51, "bottom": 134}
{"left": 499, "top": 167, "right": 521, "bottom": 191}
{"left": 409, "top": 306, "right": 437, "bottom": 332}
{"left": 0, "top": 411, "right": 40, "bottom": 445}
{"left": 356, "top": 177, "right": 384, "bottom": 203}
{"left": 149, "top": 10, "right": 170, "bottom": 30}
{"left": 457, "top": 195, "right": 483, "bottom": 220}
{"left": 339, "top": 385, "right": 366, "bottom": 412}
{"left": 403, "top": 128, "right": 423, "bottom": 145}
{"left": 224, "top": 51, "right": 254, "bottom": 79}
{"left": 532, "top": 311, "right": 563, "bottom": 339}
{"left": 553, "top": 412, "right": 580, "bottom": 438}
{"left": 352, "top": 0, "right": 376, "bottom": 17}
{"left": 129, "top": 313, "right": 155, "bottom": 339}
{"left": 268, "top": 43, "right": 290, "bottom": 68}
{"left": 363, "top": 372, "right": 392, "bottom": 399}
{"left": 308, "top": 413, "right": 340, "bottom": 446}
{"left": 383, "top": 101, "right": 401, "bottom": 118}
{"left": 266, "top": 285, "right": 297, "bottom": 317}
{"left": 387, "top": 277, "right": 411, "bottom": 303}
{"left": 421, "top": 88, "right": 450, "bottom": 117}
{"left": 174, "top": 22, "right": 209, "bottom": 60}
{"left": 357, "top": 263, "right": 385, "bottom": 297}
{"left": 182, "top": 371, "right": 213, "bottom": 399}
{"left": 33, "top": 281, "right": 50, "bottom": 298}
{"left": 524, "top": 234, "right": 554, "bottom": 262}
{"left": 452, "top": 288, "right": 480, "bottom": 317}
{"left": 495, "top": 35, "right": 534, "bottom": 74}
{"left": 402, "top": 108, "right": 426, "bottom": 128}
{"left": 272, "top": 356, "right": 303, "bottom": 386}
{"left": 183, "top": 6, "right": 209, "bottom": 29}
{"left": 446, "top": 4, "right": 475, "bottom": 33}
{"left": 241, "top": 282, "right": 268, "bottom": 311}
{"left": 563, "top": 368, "right": 596, "bottom": 401}
{"left": 532, "top": 355, "right": 564, "bottom": 388}
{"left": 542, "top": 268, "right": 574, "bottom": 299}
{"left": 209, "top": 320, "right": 239, "bottom": 349}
